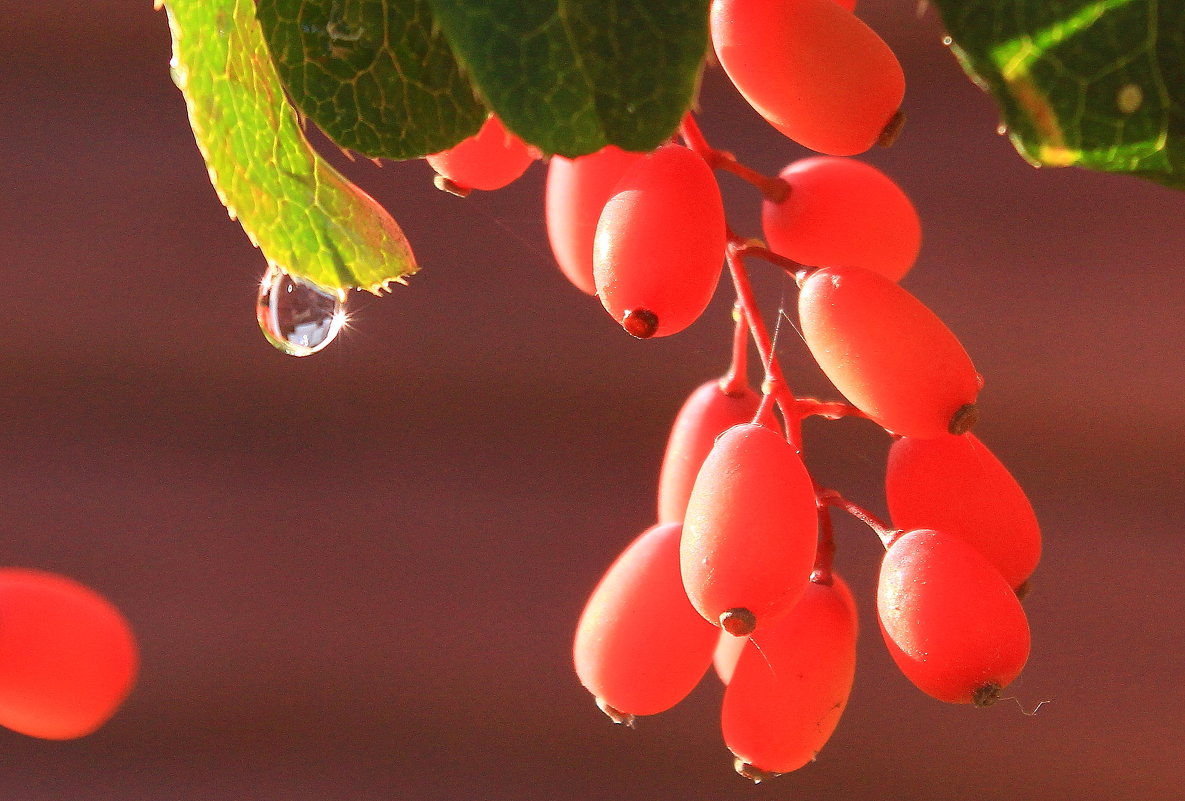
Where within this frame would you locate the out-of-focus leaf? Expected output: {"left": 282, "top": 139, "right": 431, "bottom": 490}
{"left": 161, "top": 0, "right": 416, "bottom": 295}
{"left": 424, "top": 0, "right": 711, "bottom": 157}
{"left": 934, "top": 0, "right": 1185, "bottom": 188}
{"left": 255, "top": 0, "right": 487, "bottom": 160}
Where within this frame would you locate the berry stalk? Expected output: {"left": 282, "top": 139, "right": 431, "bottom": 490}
{"left": 817, "top": 489, "right": 897, "bottom": 548}
{"left": 725, "top": 238, "right": 801, "bottom": 451}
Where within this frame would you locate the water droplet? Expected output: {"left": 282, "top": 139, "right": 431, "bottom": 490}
{"left": 996, "top": 123, "right": 1008, "bottom": 136}
{"left": 942, "top": 36, "right": 952, "bottom": 46}
{"left": 256, "top": 266, "right": 346, "bottom": 357}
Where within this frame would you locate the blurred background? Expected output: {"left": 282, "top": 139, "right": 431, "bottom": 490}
{"left": 0, "top": 1, "right": 1182, "bottom": 799}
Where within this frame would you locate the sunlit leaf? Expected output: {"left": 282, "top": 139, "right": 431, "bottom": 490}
{"left": 161, "top": 0, "right": 417, "bottom": 294}
{"left": 934, "top": 0, "right": 1185, "bottom": 188}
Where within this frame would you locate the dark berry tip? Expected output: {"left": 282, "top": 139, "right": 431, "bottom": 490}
{"left": 432, "top": 175, "right": 471, "bottom": 197}
{"left": 972, "top": 683, "right": 1003, "bottom": 708}
{"left": 877, "top": 109, "right": 906, "bottom": 148}
{"left": 764, "top": 177, "right": 791, "bottom": 205}
{"left": 793, "top": 266, "right": 818, "bottom": 288}
{"left": 733, "top": 759, "right": 781, "bottom": 784}
{"left": 621, "top": 308, "right": 659, "bottom": 339}
{"left": 948, "top": 402, "right": 980, "bottom": 435}
{"left": 719, "top": 608, "right": 757, "bottom": 637}
{"left": 595, "top": 697, "right": 636, "bottom": 728}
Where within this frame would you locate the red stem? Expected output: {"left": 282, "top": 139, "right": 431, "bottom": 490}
{"left": 811, "top": 506, "right": 836, "bottom": 585}
{"left": 740, "top": 243, "right": 807, "bottom": 275}
{"left": 719, "top": 302, "right": 750, "bottom": 397}
{"left": 726, "top": 238, "right": 801, "bottom": 451}
{"left": 679, "top": 115, "right": 790, "bottom": 203}
{"left": 795, "top": 397, "right": 869, "bottom": 422}
{"left": 678, "top": 113, "right": 712, "bottom": 155}
{"left": 817, "top": 489, "right": 899, "bottom": 549}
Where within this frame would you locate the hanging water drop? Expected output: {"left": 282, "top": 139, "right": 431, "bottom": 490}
{"left": 256, "top": 265, "right": 347, "bottom": 357}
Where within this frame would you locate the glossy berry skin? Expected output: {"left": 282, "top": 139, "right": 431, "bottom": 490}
{"left": 593, "top": 144, "right": 726, "bottom": 338}
{"left": 710, "top": 0, "right": 904, "bottom": 155}
{"left": 681, "top": 423, "right": 817, "bottom": 635}
{"left": 546, "top": 146, "right": 647, "bottom": 294}
{"left": 762, "top": 157, "right": 921, "bottom": 282}
{"left": 797, "top": 265, "right": 980, "bottom": 439}
{"left": 0, "top": 569, "right": 138, "bottom": 739}
{"left": 877, "top": 529, "right": 1030, "bottom": 704}
{"left": 425, "top": 115, "right": 534, "bottom": 191}
{"left": 574, "top": 523, "right": 719, "bottom": 717}
{"left": 722, "top": 575, "right": 858, "bottom": 774}
{"left": 657, "top": 379, "right": 762, "bottom": 524}
{"left": 887, "top": 433, "right": 1041, "bottom": 589}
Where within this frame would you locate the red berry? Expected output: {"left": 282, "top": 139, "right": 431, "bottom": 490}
{"left": 546, "top": 146, "right": 647, "bottom": 294}
{"left": 710, "top": 0, "right": 904, "bottom": 155}
{"left": 681, "top": 423, "right": 817, "bottom": 634}
{"left": 0, "top": 569, "right": 138, "bottom": 739}
{"left": 426, "top": 115, "right": 534, "bottom": 192}
{"left": 887, "top": 433, "right": 1041, "bottom": 589}
{"left": 573, "top": 523, "right": 719, "bottom": 719}
{"left": 722, "top": 575, "right": 858, "bottom": 774}
{"left": 798, "top": 265, "right": 980, "bottom": 438}
{"left": 762, "top": 157, "right": 921, "bottom": 281}
{"left": 657, "top": 379, "right": 762, "bottom": 524}
{"left": 877, "top": 529, "right": 1030, "bottom": 704}
{"left": 593, "top": 144, "right": 726, "bottom": 337}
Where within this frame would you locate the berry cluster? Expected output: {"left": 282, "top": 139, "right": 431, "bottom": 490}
{"left": 0, "top": 569, "right": 138, "bottom": 740}
{"left": 421, "top": 0, "right": 1041, "bottom": 782}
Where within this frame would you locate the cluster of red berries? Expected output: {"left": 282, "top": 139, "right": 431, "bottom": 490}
{"left": 422, "top": 0, "right": 1040, "bottom": 782}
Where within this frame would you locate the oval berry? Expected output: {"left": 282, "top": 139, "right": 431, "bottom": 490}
{"left": 426, "top": 115, "right": 534, "bottom": 192}
{"left": 762, "top": 157, "right": 921, "bottom": 281}
{"left": 681, "top": 423, "right": 817, "bottom": 635}
{"left": 573, "top": 523, "right": 718, "bottom": 719}
{"left": 657, "top": 379, "right": 762, "bottom": 524}
{"left": 0, "top": 569, "right": 138, "bottom": 739}
{"left": 710, "top": 0, "right": 904, "bottom": 155}
{"left": 722, "top": 575, "right": 858, "bottom": 775}
{"left": 887, "top": 433, "right": 1041, "bottom": 589}
{"left": 797, "top": 265, "right": 980, "bottom": 438}
{"left": 877, "top": 529, "right": 1030, "bottom": 704}
{"left": 546, "top": 146, "right": 647, "bottom": 294}
{"left": 593, "top": 144, "right": 726, "bottom": 338}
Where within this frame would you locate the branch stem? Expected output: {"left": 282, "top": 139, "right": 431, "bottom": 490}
{"left": 680, "top": 115, "right": 790, "bottom": 203}
{"left": 720, "top": 302, "right": 751, "bottom": 397}
{"left": 795, "top": 397, "right": 869, "bottom": 422}
{"left": 726, "top": 238, "right": 801, "bottom": 450}
{"left": 817, "top": 489, "right": 899, "bottom": 549}
{"left": 811, "top": 505, "right": 836, "bottom": 585}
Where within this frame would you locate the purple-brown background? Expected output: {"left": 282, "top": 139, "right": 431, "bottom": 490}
{"left": 0, "top": 2, "right": 1182, "bottom": 799}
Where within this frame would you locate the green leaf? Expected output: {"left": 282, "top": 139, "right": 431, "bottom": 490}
{"left": 161, "top": 0, "right": 417, "bottom": 295}
{"left": 255, "top": 0, "right": 488, "bottom": 160}
{"left": 424, "top": 0, "right": 711, "bottom": 157}
{"left": 933, "top": 0, "right": 1185, "bottom": 187}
